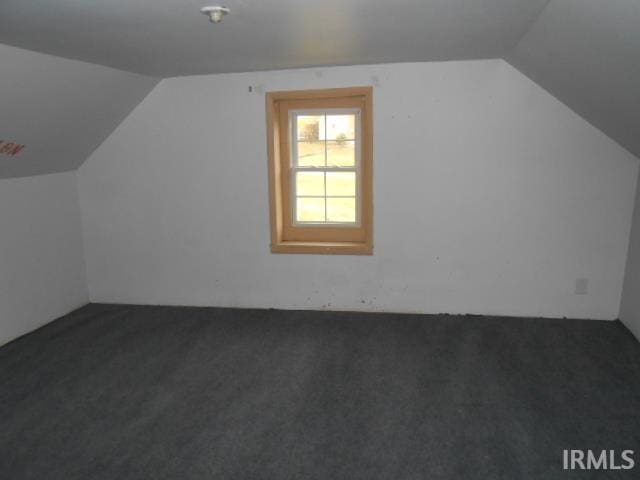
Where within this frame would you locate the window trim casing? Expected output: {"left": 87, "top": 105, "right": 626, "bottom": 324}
{"left": 266, "top": 87, "right": 373, "bottom": 255}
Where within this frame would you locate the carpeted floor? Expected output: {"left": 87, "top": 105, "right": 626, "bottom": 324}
{"left": 1, "top": 304, "right": 639, "bottom": 479}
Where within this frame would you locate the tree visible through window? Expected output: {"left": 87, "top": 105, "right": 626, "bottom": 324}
{"left": 293, "top": 113, "right": 358, "bottom": 224}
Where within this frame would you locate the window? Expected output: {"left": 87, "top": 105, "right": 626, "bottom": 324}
{"left": 266, "top": 87, "right": 373, "bottom": 254}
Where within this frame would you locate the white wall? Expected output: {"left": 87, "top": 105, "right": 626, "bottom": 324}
{"left": 620, "top": 168, "right": 640, "bottom": 339}
{"left": 0, "top": 43, "right": 158, "bottom": 179}
{"left": 0, "top": 171, "right": 88, "bottom": 345}
{"left": 77, "top": 59, "right": 639, "bottom": 320}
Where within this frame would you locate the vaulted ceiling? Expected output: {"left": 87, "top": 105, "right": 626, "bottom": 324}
{"left": 0, "top": 44, "right": 158, "bottom": 179}
{"left": 508, "top": 0, "right": 640, "bottom": 162}
{"left": 0, "top": 0, "right": 638, "bottom": 178}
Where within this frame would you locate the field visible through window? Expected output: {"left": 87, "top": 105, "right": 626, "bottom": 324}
{"left": 295, "top": 114, "right": 358, "bottom": 223}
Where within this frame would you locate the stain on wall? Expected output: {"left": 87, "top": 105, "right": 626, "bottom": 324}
{"left": 0, "top": 140, "right": 26, "bottom": 157}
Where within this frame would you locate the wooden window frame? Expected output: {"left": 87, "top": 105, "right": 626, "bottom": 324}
{"left": 266, "top": 87, "right": 373, "bottom": 255}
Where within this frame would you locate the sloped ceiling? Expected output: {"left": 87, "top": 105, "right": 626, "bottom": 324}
{"left": 0, "top": 0, "right": 638, "bottom": 179}
{"left": 508, "top": 0, "right": 640, "bottom": 159}
{"left": 0, "top": 44, "right": 159, "bottom": 178}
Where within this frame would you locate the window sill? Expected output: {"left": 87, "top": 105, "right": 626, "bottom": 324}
{"left": 271, "top": 241, "right": 373, "bottom": 255}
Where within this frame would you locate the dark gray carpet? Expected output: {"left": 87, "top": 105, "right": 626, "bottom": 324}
{"left": 1, "top": 304, "right": 639, "bottom": 479}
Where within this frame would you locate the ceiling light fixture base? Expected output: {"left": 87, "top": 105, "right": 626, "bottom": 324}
{"left": 201, "top": 6, "right": 230, "bottom": 24}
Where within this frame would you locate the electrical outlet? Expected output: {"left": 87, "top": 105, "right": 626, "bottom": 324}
{"left": 575, "top": 278, "right": 589, "bottom": 295}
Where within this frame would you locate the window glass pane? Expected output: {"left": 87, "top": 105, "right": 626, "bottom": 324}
{"left": 327, "top": 198, "right": 356, "bottom": 223}
{"left": 326, "top": 114, "right": 356, "bottom": 140}
{"left": 327, "top": 140, "right": 355, "bottom": 167}
{"left": 326, "top": 172, "right": 356, "bottom": 196}
{"left": 297, "top": 115, "right": 323, "bottom": 141}
{"left": 296, "top": 172, "right": 325, "bottom": 196}
{"left": 297, "top": 141, "right": 325, "bottom": 167}
{"left": 297, "top": 198, "right": 325, "bottom": 222}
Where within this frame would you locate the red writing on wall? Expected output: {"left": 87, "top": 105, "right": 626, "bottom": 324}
{"left": 0, "top": 140, "right": 26, "bottom": 157}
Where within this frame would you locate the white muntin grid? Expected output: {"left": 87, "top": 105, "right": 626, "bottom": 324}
{"left": 289, "top": 108, "right": 362, "bottom": 227}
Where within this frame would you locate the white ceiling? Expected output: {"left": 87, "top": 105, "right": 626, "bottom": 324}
{"left": 0, "top": 0, "right": 551, "bottom": 77}
{"left": 0, "top": 44, "right": 158, "bottom": 179}
{"left": 508, "top": 0, "right": 640, "bottom": 159}
{"left": 0, "top": 0, "right": 638, "bottom": 178}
